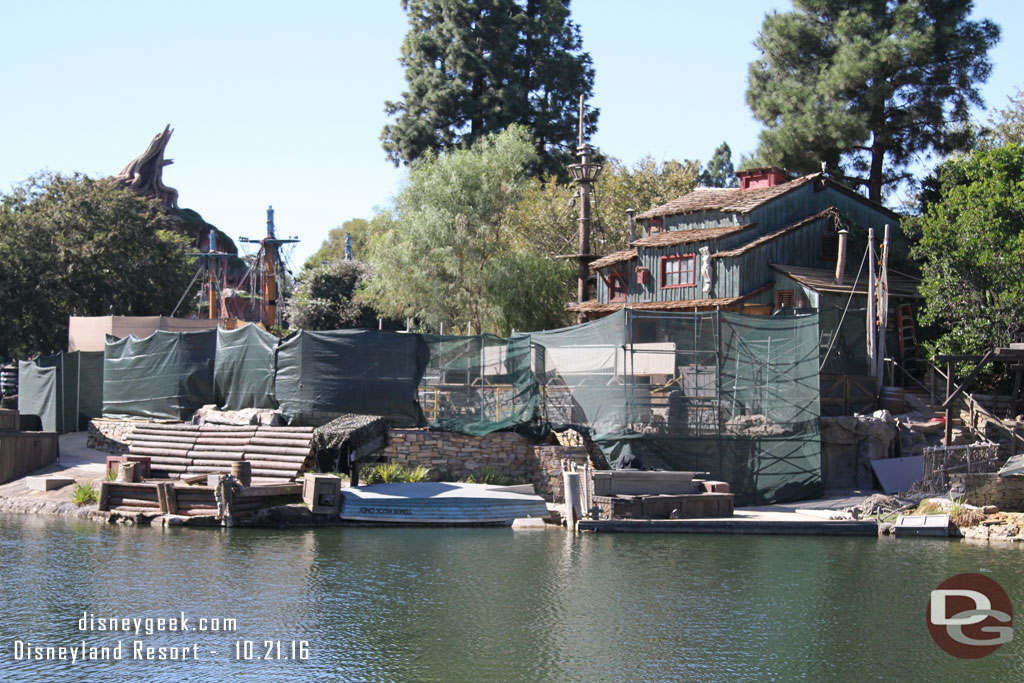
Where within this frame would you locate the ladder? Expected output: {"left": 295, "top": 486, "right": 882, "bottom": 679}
{"left": 897, "top": 304, "right": 919, "bottom": 374}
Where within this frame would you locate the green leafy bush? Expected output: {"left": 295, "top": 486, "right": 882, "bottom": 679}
{"left": 71, "top": 482, "right": 98, "bottom": 506}
{"left": 361, "top": 463, "right": 429, "bottom": 484}
{"left": 465, "top": 466, "right": 510, "bottom": 486}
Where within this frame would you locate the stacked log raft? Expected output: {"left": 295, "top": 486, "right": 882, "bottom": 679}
{"left": 128, "top": 423, "right": 314, "bottom": 485}
{"left": 100, "top": 480, "right": 302, "bottom": 519}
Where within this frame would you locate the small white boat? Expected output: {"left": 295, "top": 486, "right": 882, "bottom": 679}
{"left": 339, "top": 482, "right": 549, "bottom": 524}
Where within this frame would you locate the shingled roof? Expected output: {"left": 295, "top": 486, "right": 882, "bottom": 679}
{"left": 566, "top": 284, "right": 773, "bottom": 314}
{"left": 636, "top": 174, "right": 820, "bottom": 219}
{"left": 629, "top": 223, "right": 755, "bottom": 248}
{"left": 588, "top": 248, "right": 637, "bottom": 271}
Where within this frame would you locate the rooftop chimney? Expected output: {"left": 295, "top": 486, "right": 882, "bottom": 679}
{"left": 736, "top": 167, "right": 789, "bottom": 190}
{"left": 834, "top": 228, "right": 849, "bottom": 284}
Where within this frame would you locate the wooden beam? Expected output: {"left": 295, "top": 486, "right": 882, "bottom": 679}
{"left": 942, "top": 349, "right": 995, "bottom": 409}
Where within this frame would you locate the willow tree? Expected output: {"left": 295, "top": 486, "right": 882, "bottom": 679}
{"left": 747, "top": 0, "right": 999, "bottom": 202}
{"left": 381, "top": 0, "right": 597, "bottom": 178}
{"left": 364, "top": 125, "right": 570, "bottom": 334}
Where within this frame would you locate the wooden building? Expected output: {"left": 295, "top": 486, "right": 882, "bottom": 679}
{"left": 569, "top": 168, "right": 920, "bottom": 319}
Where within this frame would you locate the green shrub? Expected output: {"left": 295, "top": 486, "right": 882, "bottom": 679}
{"left": 466, "top": 465, "right": 510, "bottom": 486}
{"left": 362, "top": 462, "right": 430, "bottom": 484}
{"left": 71, "top": 482, "right": 99, "bottom": 506}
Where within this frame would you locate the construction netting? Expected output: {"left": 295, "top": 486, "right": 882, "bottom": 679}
{"left": 275, "top": 329, "right": 429, "bottom": 427}
{"left": 103, "top": 329, "right": 217, "bottom": 420}
{"left": 529, "top": 310, "right": 823, "bottom": 505}
{"left": 17, "top": 352, "right": 104, "bottom": 433}
{"left": 419, "top": 334, "right": 541, "bottom": 436}
{"left": 214, "top": 325, "right": 277, "bottom": 411}
{"left": 817, "top": 307, "right": 870, "bottom": 376}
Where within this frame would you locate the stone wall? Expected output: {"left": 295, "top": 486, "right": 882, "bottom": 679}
{"left": 381, "top": 429, "right": 534, "bottom": 481}
{"left": 950, "top": 473, "right": 1024, "bottom": 511}
{"left": 88, "top": 419, "right": 137, "bottom": 454}
{"left": 377, "top": 430, "right": 594, "bottom": 497}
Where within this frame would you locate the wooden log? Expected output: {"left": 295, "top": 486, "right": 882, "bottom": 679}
{"left": 191, "top": 443, "right": 247, "bottom": 452}
{"left": 244, "top": 460, "right": 303, "bottom": 472}
{"left": 199, "top": 425, "right": 259, "bottom": 433}
{"left": 191, "top": 459, "right": 240, "bottom": 469}
{"left": 185, "top": 465, "right": 232, "bottom": 474}
{"left": 257, "top": 426, "right": 315, "bottom": 433}
{"left": 187, "top": 450, "right": 243, "bottom": 460}
{"left": 243, "top": 446, "right": 311, "bottom": 456}
{"left": 144, "top": 456, "right": 192, "bottom": 466}
{"left": 194, "top": 437, "right": 252, "bottom": 446}
{"left": 130, "top": 446, "right": 192, "bottom": 457}
{"left": 250, "top": 468, "right": 298, "bottom": 479}
{"left": 109, "top": 497, "right": 160, "bottom": 508}
{"left": 236, "top": 483, "right": 303, "bottom": 497}
{"left": 107, "top": 487, "right": 159, "bottom": 501}
{"left": 243, "top": 453, "right": 309, "bottom": 464}
{"left": 249, "top": 437, "right": 313, "bottom": 448}
{"left": 112, "top": 506, "right": 162, "bottom": 514}
{"left": 150, "top": 464, "right": 189, "bottom": 473}
{"left": 98, "top": 481, "right": 111, "bottom": 511}
{"left": 132, "top": 424, "right": 196, "bottom": 432}
{"left": 129, "top": 433, "right": 197, "bottom": 443}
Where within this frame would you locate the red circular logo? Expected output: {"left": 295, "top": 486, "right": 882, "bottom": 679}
{"left": 927, "top": 573, "right": 1013, "bottom": 658}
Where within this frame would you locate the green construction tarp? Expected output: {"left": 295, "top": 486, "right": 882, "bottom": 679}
{"left": 528, "top": 309, "right": 823, "bottom": 506}
{"left": 18, "top": 361, "right": 58, "bottom": 433}
{"left": 103, "top": 329, "right": 216, "bottom": 420}
{"left": 214, "top": 325, "right": 278, "bottom": 411}
{"left": 275, "top": 329, "right": 429, "bottom": 427}
{"left": 421, "top": 333, "right": 541, "bottom": 436}
{"left": 33, "top": 351, "right": 104, "bottom": 432}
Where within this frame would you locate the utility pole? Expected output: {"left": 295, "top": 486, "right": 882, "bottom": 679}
{"left": 568, "top": 95, "right": 602, "bottom": 323}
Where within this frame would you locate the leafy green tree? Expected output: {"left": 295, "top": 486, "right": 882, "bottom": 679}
{"left": 505, "top": 155, "right": 700, "bottom": 258}
{"left": 906, "top": 145, "right": 1024, "bottom": 376}
{"left": 304, "top": 219, "right": 371, "bottom": 270}
{"left": 365, "top": 125, "right": 570, "bottom": 333}
{"left": 746, "top": 0, "right": 999, "bottom": 202}
{"left": 699, "top": 142, "right": 737, "bottom": 188}
{"left": 986, "top": 87, "right": 1024, "bottom": 147}
{"left": 381, "top": 0, "right": 597, "bottom": 178}
{"left": 285, "top": 259, "right": 381, "bottom": 330}
{"left": 0, "top": 172, "right": 194, "bottom": 357}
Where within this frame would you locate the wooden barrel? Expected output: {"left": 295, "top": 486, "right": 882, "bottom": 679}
{"left": 231, "top": 461, "right": 252, "bottom": 487}
{"left": 878, "top": 386, "right": 905, "bottom": 414}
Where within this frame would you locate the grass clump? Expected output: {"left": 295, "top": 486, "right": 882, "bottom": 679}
{"left": 71, "top": 482, "right": 99, "bottom": 506}
{"left": 465, "top": 465, "right": 511, "bottom": 486}
{"left": 362, "top": 463, "right": 430, "bottom": 484}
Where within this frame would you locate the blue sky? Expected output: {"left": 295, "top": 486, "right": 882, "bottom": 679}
{"left": 2, "top": 1, "right": 1021, "bottom": 269}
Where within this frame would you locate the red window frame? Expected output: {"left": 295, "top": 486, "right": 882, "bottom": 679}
{"left": 660, "top": 254, "right": 695, "bottom": 288}
{"left": 777, "top": 290, "right": 795, "bottom": 308}
{"left": 648, "top": 218, "right": 663, "bottom": 235}
{"left": 609, "top": 271, "right": 627, "bottom": 302}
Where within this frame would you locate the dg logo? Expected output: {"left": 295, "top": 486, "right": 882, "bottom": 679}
{"left": 928, "top": 573, "right": 1013, "bottom": 658}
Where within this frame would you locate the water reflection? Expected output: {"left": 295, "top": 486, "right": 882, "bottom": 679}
{"left": 2, "top": 515, "right": 1023, "bottom": 681}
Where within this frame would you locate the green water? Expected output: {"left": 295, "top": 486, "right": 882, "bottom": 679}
{"left": 1, "top": 514, "right": 1022, "bottom": 682}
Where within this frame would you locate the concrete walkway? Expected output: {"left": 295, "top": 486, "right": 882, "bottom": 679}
{"left": 0, "top": 432, "right": 108, "bottom": 509}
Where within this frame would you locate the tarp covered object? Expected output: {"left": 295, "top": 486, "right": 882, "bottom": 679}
{"left": 275, "top": 329, "right": 428, "bottom": 427}
{"left": 528, "top": 309, "right": 822, "bottom": 505}
{"left": 33, "top": 351, "right": 104, "bottom": 432}
{"left": 17, "top": 361, "right": 57, "bottom": 433}
{"left": 214, "top": 325, "right": 278, "bottom": 410}
{"left": 103, "top": 329, "right": 216, "bottom": 420}
{"left": 421, "top": 333, "right": 540, "bottom": 436}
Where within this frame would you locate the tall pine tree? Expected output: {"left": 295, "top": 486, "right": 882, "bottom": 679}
{"left": 746, "top": 0, "right": 999, "bottom": 202}
{"left": 381, "top": 0, "right": 597, "bottom": 177}
{"left": 699, "top": 142, "right": 737, "bottom": 188}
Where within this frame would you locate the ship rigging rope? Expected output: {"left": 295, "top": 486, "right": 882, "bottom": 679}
{"left": 170, "top": 266, "right": 205, "bottom": 318}
{"left": 818, "top": 243, "right": 870, "bottom": 373}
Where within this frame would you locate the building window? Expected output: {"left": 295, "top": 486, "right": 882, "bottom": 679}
{"left": 660, "top": 255, "right": 695, "bottom": 288}
{"left": 648, "top": 218, "right": 663, "bottom": 235}
{"left": 609, "top": 271, "right": 627, "bottom": 302}
{"left": 777, "top": 290, "right": 795, "bottom": 308}
{"left": 820, "top": 231, "right": 838, "bottom": 261}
